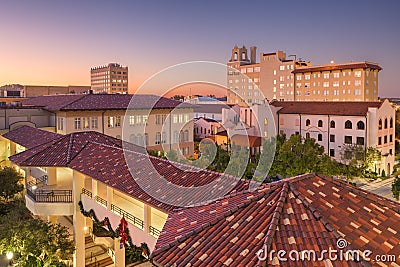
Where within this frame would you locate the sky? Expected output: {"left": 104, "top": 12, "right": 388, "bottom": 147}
{"left": 0, "top": 0, "right": 399, "bottom": 97}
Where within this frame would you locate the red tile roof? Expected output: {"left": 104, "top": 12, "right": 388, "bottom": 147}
{"left": 21, "top": 94, "right": 191, "bottom": 111}
{"left": 8, "top": 131, "right": 249, "bottom": 211}
{"left": 2, "top": 126, "right": 62, "bottom": 149}
{"left": 292, "top": 61, "right": 382, "bottom": 73}
{"left": 152, "top": 174, "right": 400, "bottom": 266}
{"left": 271, "top": 100, "right": 383, "bottom": 116}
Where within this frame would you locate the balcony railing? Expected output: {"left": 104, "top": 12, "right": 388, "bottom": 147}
{"left": 36, "top": 174, "right": 48, "bottom": 185}
{"left": 26, "top": 188, "right": 73, "bottom": 203}
{"left": 111, "top": 204, "right": 144, "bottom": 230}
{"left": 82, "top": 188, "right": 92, "bottom": 198}
{"left": 94, "top": 195, "right": 107, "bottom": 207}
{"left": 149, "top": 226, "right": 162, "bottom": 237}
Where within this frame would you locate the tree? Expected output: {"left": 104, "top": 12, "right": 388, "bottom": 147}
{"left": 0, "top": 203, "right": 74, "bottom": 266}
{"left": 365, "top": 147, "right": 382, "bottom": 174}
{"left": 392, "top": 176, "right": 400, "bottom": 201}
{"left": 0, "top": 167, "right": 24, "bottom": 202}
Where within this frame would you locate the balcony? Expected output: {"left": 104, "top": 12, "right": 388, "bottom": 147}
{"left": 25, "top": 186, "right": 73, "bottom": 216}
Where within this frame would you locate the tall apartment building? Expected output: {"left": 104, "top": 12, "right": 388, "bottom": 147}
{"left": 227, "top": 45, "right": 262, "bottom": 105}
{"left": 259, "top": 51, "right": 310, "bottom": 101}
{"left": 292, "top": 61, "right": 382, "bottom": 101}
{"left": 90, "top": 63, "right": 128, "bottom": 94}
{"left": 227, "top": 46, "right": 309, "bottom": 105}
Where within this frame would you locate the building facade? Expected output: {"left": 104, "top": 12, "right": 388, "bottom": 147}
{"left": 293, "top": 62, "right": 382, "bottom": 101}
{"left": 271, "top": 100, "right": 396, "bottom": 175}
{"left": 91, "top": 63, "right": 128, "bottom": 94}
{"left": 17, "top": 94, "right": 194, "bottom": 157}
{"left": 0, "top": 84, "right": 90, "bottom": 97}
{"left": 227, "top": 45, "right": 262, "bottom": 105}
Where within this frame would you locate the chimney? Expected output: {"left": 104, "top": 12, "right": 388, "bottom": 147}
{"left": 250, "top": 46, "right": 257, "bottom": 64}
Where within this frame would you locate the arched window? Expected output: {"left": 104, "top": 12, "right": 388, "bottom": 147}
{"left": 357, "top": 121, "right": 365, "bottom": 130}
{"left": 390, "top": 118, "right": 394, "bottom": 128}
{"left": 318, "top": 120, "right": 323, "bottom": 127}
{"left": 129, "top": 134, "right": 135, "bottom": 144}
{"left": 330, "top": 121, "right": 336, "bottom": 128}
{"left": 384, "top": 118, "right": 388, "bottom": 129}
{"left": 234, "top": 52, "right": 238, "bottom": 60}
{"left": 306, "top": 119, "right": 311, "bottom": 126}
{"left": 378, "top": 119, "right": 382, "bottom": 130}
{"left": 318, "top": 134, "right": 322, "bottom": 141}
{"left": 242, "top": 52, "right": 246, "bottom": 60}
{"left": 136, "top": 134, "right": 143, "bottom": 146}
{"left": 173, "top": 131, "right": 179, "bottom": 143}
{"left": 345, "top": 120, "right": 352, "bottom": 129}
{"left": 306, "top": 133, "right": 310, "bottom": 139}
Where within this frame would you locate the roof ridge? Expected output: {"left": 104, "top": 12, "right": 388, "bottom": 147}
{"left": 66, "top": 133, "right": 74, "bottom": 163}
{"left": 58, "top": 94, "right": 87, "bottom": 110}
{"left": 151, "top": 187, "right": 280, "bottom": 257}
{"left": 260, "top": 182, "right": 289, "bottom": 252}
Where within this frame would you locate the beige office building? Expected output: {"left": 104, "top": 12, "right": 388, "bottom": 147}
{"left": 91, "top": 63, "right": 128, "bottom": 94}
{"left": 259, "top": 51, "right": 310, "bottom": 101}
{"left": 227, "top": 45, "right": 261, "bottom": 106}
{"left": 293, "top": 62, "right": 381, "bottom": 101}
{"left": 227, "top": 46, "right": 309, "bottom": 105}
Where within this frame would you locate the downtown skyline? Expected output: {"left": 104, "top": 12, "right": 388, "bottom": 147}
{"left": 1, "top": 0, "right": 400, "bottom": 97}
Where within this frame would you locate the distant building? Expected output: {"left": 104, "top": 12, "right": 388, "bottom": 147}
{"left": 91, "top": 63, "right": 128, "bottom": 94}
{"left": 227, "top": 46, "right": 309, "bottom": 105}
{"left": 270, "top": 99, "right": 395, "bottom": 175}
{"left": 0, "top": 84, "right": 90, "bottom": 98}
{"left": 292, "top": 61, "right": 381, "bottom": 101}
{"left": 193, "top": 103, "right": 229, "bottom": 122}
{"left": 194, "top": 117, "right": 221, "bottom": 139}
{"left": 186, "top": 95, "right": 227, "bottom": 104}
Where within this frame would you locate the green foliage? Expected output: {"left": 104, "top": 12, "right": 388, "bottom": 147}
{"left": 392, "top": 176, "right": 400, "bottom": 200}
{"left": 0, "top": 167, "right": 24, "bottom": 202}
{"left": 0, "top": 199, "right": 74, "bottom": 266}
{"left": 382, "top": 169, "right": 386, "bottom": 177}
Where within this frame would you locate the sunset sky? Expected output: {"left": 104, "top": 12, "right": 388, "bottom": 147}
{"left": 1, "top": 0, "right": 399, "bottom": 97}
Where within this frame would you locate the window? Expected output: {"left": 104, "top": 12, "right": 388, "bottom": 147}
{"left": 173, "top": 114, "right": 178, "bottom": 123}
{"left": 384, "top": 135, "right": 388, "bottom": 144}
{"left": 136, "top": 115, "right": 142, "bottom": 124}
{"left": 306, "top": 133, "right": 310, "bottom": 139}
{"left": 384, "top": 118, "right": 388, "bottom": 129}
{"left": 129, "top": 115, "right": 135, "bottom": 126}
{"left": 345, "top": 120, "right": 352, "bottom": 129}
{"left": 357, "top": 121, "right": 365, "bottom": 130}
{"left": 330, "top": 149, "right": 335, "bottom": 157}
{"left": 318, "top": 120, "right": 323, "bottom": 127}
{"left": 145, "top": 133, "right": 149, "bottom": 146}
{"left": 333, "top": 81, "right": 339, "bottom": 87}
{"left": 115, "top": 116, "right": 121, "bottom": 127}
{"left": 390, "top": 134, "right": 393, "bottom": 143}
{"left": 155, "top": 132, "right": 161, "bottom": 144}
{"left": 305, "top": 74, "right": 310, "bottom": 80}
{"left": 354, "top": 71, "right": 362, "bottom": 77}
{"left": 184, "top": 114, "right": 189, "bottom": 123}
{"left": 264, "top": 118, "right": 268, "bottom": 125}
{"left": 378, "top": 137, "right": 382, "bottom": 145}
{"left": 318, "top": 134, "right": 322, "bottom": 141}
{"left": 92, "top": 117, "right": 98, "bottom": 129}
{"left": 184, "top": 130, "right": 189, "bottom": 142}
{"left": 142, "top": 115, "right": 148, "bottom": 124}
{"left": 323, "top": 82, "right": 329, "bottom": 88}
{"left": 378, "top": 119, "right": 382, "bottom": 130}
{"left": 156, "top": 115, "right": 161, "bottom": 125}
{"left": 330, "top": 121, "right": 336, "bottom": 128}
{"left": 330, "top": 135, "right": 335, "bottom": 142}
{"left": 344, "top": 136, "right": 353, "bottom": 144}
{"left": 108, "top": 116, "right": 114, "bottom": 128}
{"left": 74, "top": 118, "right": 81, "bottom": 130}
{"left": 333, "top": 72, "right": 340, "bottom": 78}
{"left": 390, "top": 118, "right": 393, "bottom": 128}
{"left": 356, "top": 137, "right": 365, "bottom": 145}
{"left": 280, "top": 65, "right": 285, "bottom": 71}
{"left": 162, "top": 132, "right": 167, "bottom": 143}
{"left": 355, "top": 80, "right": 362, "bottom": 86}
{"left": 354, "top": 89, "right": 361, "bottom": 95}
{"left": 83, "top": 117, "right": 90, "bottom": 129}
{"left": 306, "top": 119, "right": 311, "bottom": 126}
{"left": 323, "top": 73, "right": 329, "bottom": 79}
{"left": 173, "top": 131, "right": 179, "bottom": 143}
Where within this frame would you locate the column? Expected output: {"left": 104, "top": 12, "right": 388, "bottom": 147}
{"left": 144, "top": 204, "right": 152, "bottom": 233}
{"left": 73, "top": 170, "right": 85, "bottom": 267}
{"left": 92, "top": 179, "right": 98, "bottom": 198}
{"left": 9, "top": 141, "right": 16, "bottom": 156}
{"left": 47, "top": 167, "right": 57, "bottom": 185}
{"left": 106, "top": 186, "right": 113, "bottom": 211}
{"left": 114, "top": 237, "right": 125, "bottom": 267}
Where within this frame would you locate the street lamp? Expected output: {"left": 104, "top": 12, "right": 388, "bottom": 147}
{"left": 6, "top": 252, "right": 13, "bottom": 260}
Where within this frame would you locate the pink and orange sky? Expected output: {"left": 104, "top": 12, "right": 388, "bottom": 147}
{"left": 1, "top": 0, "right": 399, "bottom": 97}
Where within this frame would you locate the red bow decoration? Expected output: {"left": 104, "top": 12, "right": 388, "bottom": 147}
{"left": 119, "top": 216, "right": 128, "bottom": 247}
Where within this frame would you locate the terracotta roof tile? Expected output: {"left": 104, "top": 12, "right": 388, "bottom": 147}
{"left": 152, "top": 174, "right": 400, "bottom": 266}
{"left": 2, "top": 126, "right": 62, "bottom": 149}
